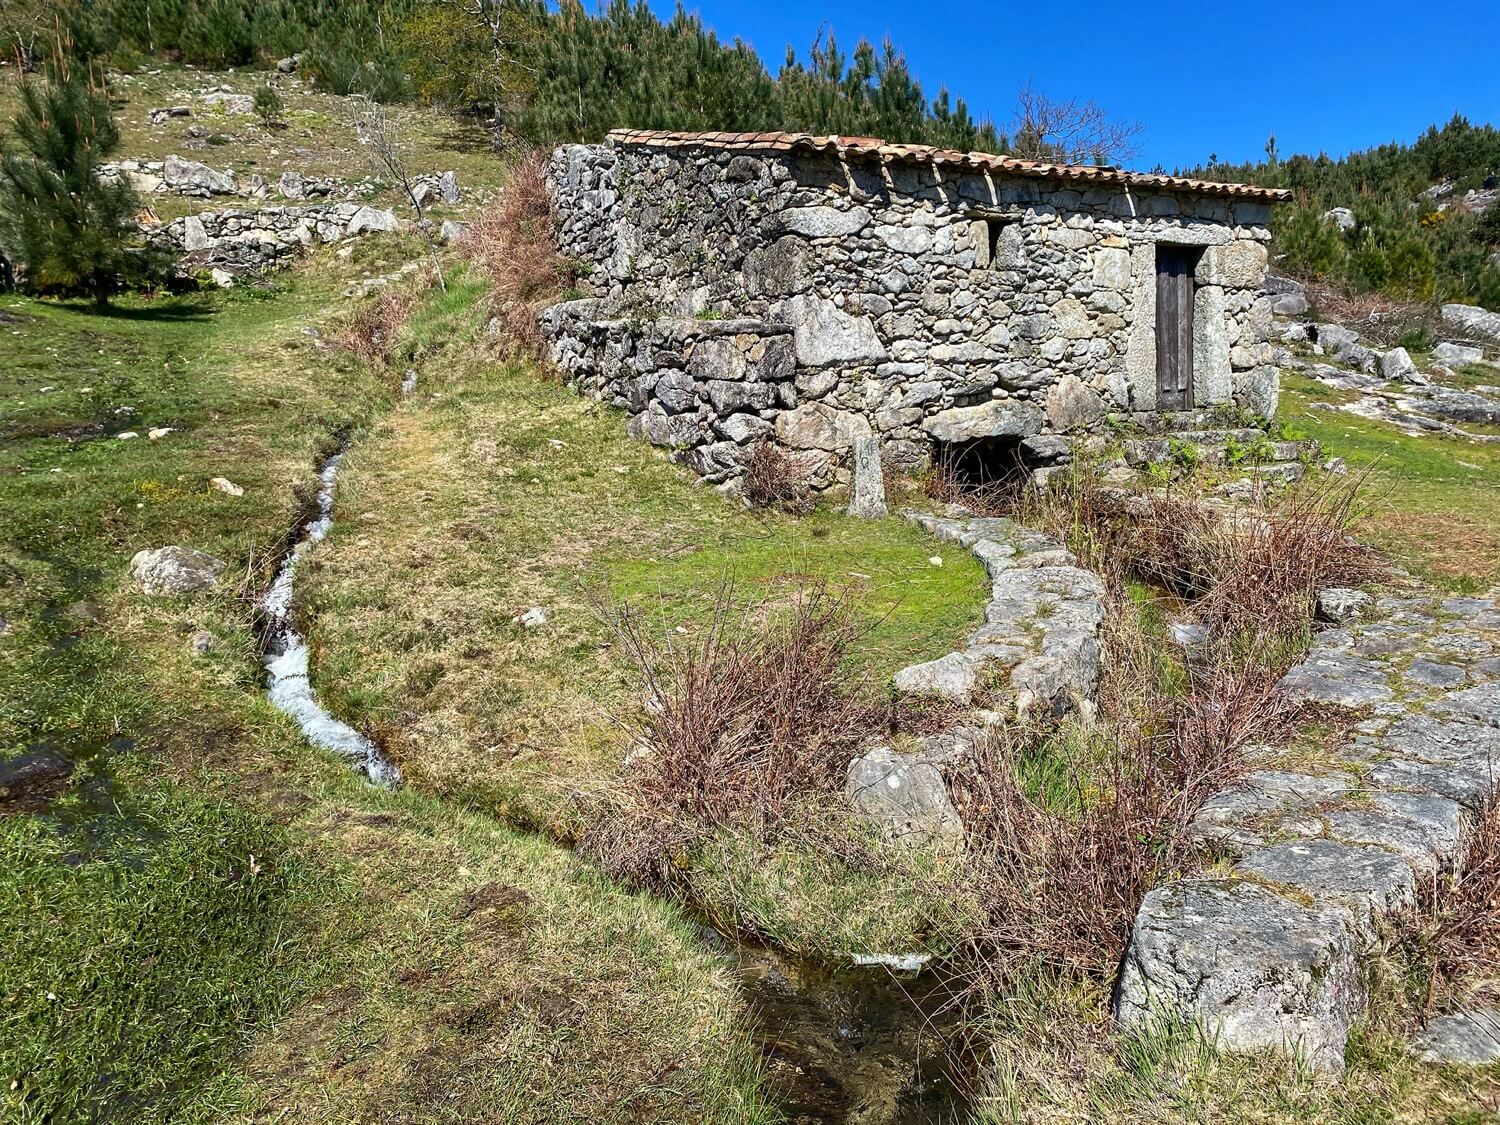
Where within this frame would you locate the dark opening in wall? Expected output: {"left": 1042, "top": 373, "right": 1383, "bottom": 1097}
{"left": 934, "top": 435, "right": 1037, "bottom": 492}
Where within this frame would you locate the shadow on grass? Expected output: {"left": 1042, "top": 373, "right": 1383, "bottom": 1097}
{"left": 50, "top": 298, "right": 216, "bottom": 323}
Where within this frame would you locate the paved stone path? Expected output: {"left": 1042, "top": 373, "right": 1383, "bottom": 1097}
{"left": 1115, "top": 588, "right": 1500, "bottom": 1072}
{"left": 894, "top": 511, "right": 1106, "bottom": 717}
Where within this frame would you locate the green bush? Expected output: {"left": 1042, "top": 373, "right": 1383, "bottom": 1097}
{"left": 252, "top": 83, "right": 284, "bottom": 126}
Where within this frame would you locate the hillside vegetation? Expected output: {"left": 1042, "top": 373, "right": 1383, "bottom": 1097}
{"left": 1187, "top": 117, "right": 1500, "bottom": 309}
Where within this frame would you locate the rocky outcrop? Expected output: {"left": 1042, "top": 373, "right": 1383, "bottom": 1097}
{"left": 1442, "top": 302, "right": 1500, "bottom": 345}
{"left": 1116, "top": 591, "right": 1500, "bottom": 1072}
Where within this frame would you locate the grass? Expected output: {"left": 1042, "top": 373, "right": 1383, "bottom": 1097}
{"left": 300, "top": 273, "right": 984, "bottom": 956}
{"left": 0, "top": 247, "right": 773, "bottom": 1121}
{"left": 1279, "top": 372, "right": 1500, "bottom": 590}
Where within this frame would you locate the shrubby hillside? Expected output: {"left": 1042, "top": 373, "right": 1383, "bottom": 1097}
{"left": 1185, "top": 118, "right": 1500, "bottom": 308}
{"left": 9, "top": 0, "right": 1000, "bottom": 150}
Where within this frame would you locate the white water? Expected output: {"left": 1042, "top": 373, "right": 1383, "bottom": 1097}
{"left": 260, "top": 452, "right": 401, "bottom": 786}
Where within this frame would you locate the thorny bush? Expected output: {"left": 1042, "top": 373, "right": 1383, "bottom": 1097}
{"left": 582, "top": 583, "right": 879, "bottom": 885}
{"left": 742, "top": 441, "right": 815, "bottom": 513}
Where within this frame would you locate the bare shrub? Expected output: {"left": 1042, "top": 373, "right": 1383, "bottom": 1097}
{"left": 459, "top": 147, "right": 568, "bottom": 355}
{"left": 1192, "top": 477, "right": 1387, "bottom": 638}
{"left": 742, "top": 441, "right": 814, "bottom": 513}
{"left": 1024, "top": 464, "right": 1386, "bottom": 643}
{"left": 1400, "top": 797, "right": 1500, "bottom": 1017}
{"left": 333, "top": 284, "right": 417, "bottom": 364}
{"left": 582, "top": 583, "right": 878, "bottom": 884}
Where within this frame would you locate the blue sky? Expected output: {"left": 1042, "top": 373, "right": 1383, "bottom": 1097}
{"left": 651, "top": 0, "right": 1500, "bottom": 171}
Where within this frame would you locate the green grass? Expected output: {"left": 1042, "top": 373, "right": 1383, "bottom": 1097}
{"left": 0, "top": 251, "right": 773, "bottom": 1122}
{"left": 1279, "top": 372, "right": 1500, "bottom": 590}
{"left": 300, "top": 275, "right": 986, "bottom": 955}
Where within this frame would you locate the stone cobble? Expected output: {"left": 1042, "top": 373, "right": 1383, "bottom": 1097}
{"left": 1115, "top": 589, "right": 1500, "bottom": 1072}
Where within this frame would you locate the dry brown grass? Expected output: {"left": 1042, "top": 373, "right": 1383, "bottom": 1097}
{"left": 458, "top": 147, "right": 569, "bottom": 355}
{"left": 332, "top": 284, "right": 418, "bottom": 363}
{"left": 742, "top": 441, "right": 815, "bottom": 513}
{"left": 1024, "top": 464, "right": 1387, "bottom": 642}
{"left": 581, "top": 583, "right": 880, "bottom": 885}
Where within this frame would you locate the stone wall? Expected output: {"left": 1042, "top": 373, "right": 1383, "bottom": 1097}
{"left": 146, "top": 202, "right": 399, "bottom": 278}
{"left": 542, "top": 138, "right": 1278, "bottom": 489}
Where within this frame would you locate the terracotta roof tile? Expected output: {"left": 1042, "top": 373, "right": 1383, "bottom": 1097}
{"left": 604, "top": 129, "right": 1291, "bottom": 204}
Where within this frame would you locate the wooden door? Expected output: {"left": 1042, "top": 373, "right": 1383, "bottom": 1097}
{"left": 1155, "top": 246, "right": 1197, "bottom": 410}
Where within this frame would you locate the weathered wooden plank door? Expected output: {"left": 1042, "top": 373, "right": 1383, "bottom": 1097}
{"left": 1155, "top": 246, "right": 1197, "bottom": 410}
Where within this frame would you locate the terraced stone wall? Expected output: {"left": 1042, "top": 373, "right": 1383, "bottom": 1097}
{"left": 543, "top": 139, "right": 1278, "bottom": 490}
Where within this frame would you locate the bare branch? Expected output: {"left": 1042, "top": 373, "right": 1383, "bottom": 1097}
{"left": 1008, "top": 82, "right": 1145, "bottom": 168}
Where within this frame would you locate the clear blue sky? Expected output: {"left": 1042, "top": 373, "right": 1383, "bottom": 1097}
{"left": 650, "top": 0, "right": 1500, "bottom": 171}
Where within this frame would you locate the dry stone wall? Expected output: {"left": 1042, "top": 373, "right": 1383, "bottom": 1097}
{"left": 544, "top": 138, "right": 1278, "bottom": 490}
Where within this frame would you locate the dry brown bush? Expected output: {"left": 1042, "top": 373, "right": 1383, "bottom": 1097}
{"left": 1023, "top": 463, "right": 1386, "bottom": 642}
{"left": 333, "top": 284, "right": 418, "bottom": 364}
{"left": 949, "top": 587, "right": 1302, "bottom": 992}
{"left": 581, "top": 583, "right": 879, "bottom": 884}
{"left": 459, "top": 147, "right": 569, "bottom": 355}
{"left": 1403, "top": 797, "right": 1500, "bottom": 1016}
{"left": 742, "top": 441, "right": 815, "bottom": 513}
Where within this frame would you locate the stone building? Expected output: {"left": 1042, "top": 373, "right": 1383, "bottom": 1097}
{"left": 541, "top": 129, "right": 1289, "bottom": 490}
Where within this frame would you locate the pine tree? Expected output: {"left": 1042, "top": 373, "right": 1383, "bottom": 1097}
{"left": 0, "top": 69, "right": 165, "bottom": 309}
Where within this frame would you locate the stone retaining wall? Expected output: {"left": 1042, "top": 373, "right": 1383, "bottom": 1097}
{"left": 1115, "top": 590, "right": 1500, "bottom": 1072}
{"left": 146, "top": 203, "right": 400, "bottom": 277}
{"left": 543, "top": 136, "right": 1280, "bottom": 491}
{"left": 846, "top": 510, "right": 1108, "bottom": 843}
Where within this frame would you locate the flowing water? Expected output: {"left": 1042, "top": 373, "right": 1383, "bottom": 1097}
{"left": 258, "top": 449, "right": 400, "bottom": 786}
{"left": 725, "top": 933, "right": 973, "bottom": 1123}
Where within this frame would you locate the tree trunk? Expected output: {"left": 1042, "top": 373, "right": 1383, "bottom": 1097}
{"left": 93, "top": 275, "right": 110, "bottom": 312}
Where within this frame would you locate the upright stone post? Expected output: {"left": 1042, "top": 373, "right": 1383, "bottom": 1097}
{"left": 848, "top": 435, "right": 887, "bottom": 519}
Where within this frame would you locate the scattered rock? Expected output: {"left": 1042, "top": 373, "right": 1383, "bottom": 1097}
{"left": 845, "top": 743, "right": 963, "bottom": 845}
{"left": 1411, "top": 1009, "right": 1500, "bottom": 1065}
{"left": 162, "top": 154, "right": 236, "bottom": 195}
{"left": 1324, "top": 207, "right": 1356, "bottom": 231}
{"left": 148, "top": 427, "right": 174, "bottom": 440}
{"left": 116, "top": 431, "right": 139, "bottom": 440}
{"left": 189, "top": 629, "right": 216, "bottom": 655}
{"left": 1379, "top": 346, "right": 1428, "bottom": 385}
{"left": 346, "top": 206, "right": 400, "bottom": 235}
{"left": 514, "top": 606, "right": 547, "bottom": 629}
{"left": 1431, "top": 341, "right": 1484, "bottom": 368}
{"left": 130, "top": 545, "right": 226, "bottom": 595}
{"left": 1442, "top": 303, "right": 1500, "bottom": 344}
{"left": 209, "top": 476, "right": 244, "bottom": 497}
{"left": 1317, "top": 586, "right": 1373, "bottom": 624}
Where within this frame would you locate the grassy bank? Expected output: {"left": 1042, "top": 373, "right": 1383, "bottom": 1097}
{"left": 1279, "top": 373, "right": 1500, "bottom": 590}
{"left": 0, "top": 248, "right": 771, "bottom": 1121}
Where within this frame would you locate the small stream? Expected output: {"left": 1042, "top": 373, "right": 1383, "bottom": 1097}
{"left": 258, "top": 448, "right": 400, "bottom": 786}
{"left": 726, "top": 934, "right": 973, "bottom": 1123}
{"left": 260, "top": 370, "right": 970, "bottom": 1121}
